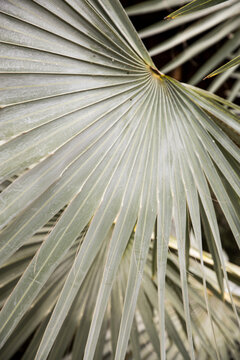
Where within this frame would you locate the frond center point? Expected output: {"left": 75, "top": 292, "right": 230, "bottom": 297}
{"left": 149, "top": 66, "right": 164, "bottom": 80}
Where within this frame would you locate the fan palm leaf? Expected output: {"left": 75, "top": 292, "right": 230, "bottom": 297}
{"left": 0, "top": 0, "right": 239, "bottom": 359}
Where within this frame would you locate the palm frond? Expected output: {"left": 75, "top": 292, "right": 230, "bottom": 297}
{"left": 167, "top": 0, "right": 229, "bottom": 18}
{"left": 206, "top": 54, "right": 240, "bottom": 78}
{"left": 0, "top": 0, "right": 239, "bottom": 359}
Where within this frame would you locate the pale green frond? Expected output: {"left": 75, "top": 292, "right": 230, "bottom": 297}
{"left": 167, "top": 0, "right": 229, "bottom": 19}
{"left": 0, "top": 0, "right": 239, "bottom": 359}
{"left": 126, "top": 0, "right": 189, "bottom": 16}
{"left": 206, "top": 55, "right": 240, "bottom": 78}
{"left": 189, "top": 34, "right": 240, "bottom": 84}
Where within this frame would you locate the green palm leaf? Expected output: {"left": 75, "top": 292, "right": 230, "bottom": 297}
{"left": 0, "top": 0, "right": 239, "bottom": 359}
{"left": 167, "top": 0, "right": 229, "bottom": 18}
{"left": 206, "top": 54, "right": 240, "bottom": 78}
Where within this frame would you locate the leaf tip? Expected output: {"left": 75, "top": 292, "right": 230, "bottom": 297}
{"left": 164, "top": 15, "right": 174, "bottom": 20}
{"left": 203, "top": 74, "right": 214, "bottom": 80}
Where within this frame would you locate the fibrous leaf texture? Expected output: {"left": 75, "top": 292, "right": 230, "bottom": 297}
{"left": 0, "top": 0, "right": 239, "bottom": 359}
